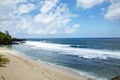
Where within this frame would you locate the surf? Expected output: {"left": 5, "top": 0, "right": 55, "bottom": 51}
{"left": 25, "top": 41, "right": 120, "bottom": 60}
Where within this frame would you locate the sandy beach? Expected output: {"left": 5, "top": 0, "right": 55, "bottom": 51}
{"left": 0, "top": 47, "right": 93, "bottom": 80}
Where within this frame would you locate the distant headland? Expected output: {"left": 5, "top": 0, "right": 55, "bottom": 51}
{"left": 0, "top": 31, "right": 25, "bottom": 45}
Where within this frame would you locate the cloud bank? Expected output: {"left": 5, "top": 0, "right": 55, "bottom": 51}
{"left": 0, "top": 0, "right": 79, "bottom": 36}
{"left": 0, "top": 0, "right": 119, "bottom": 37}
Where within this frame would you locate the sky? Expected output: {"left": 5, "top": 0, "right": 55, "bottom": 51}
{"left": 0, "top": 0, "right": 120, "bottom": 38}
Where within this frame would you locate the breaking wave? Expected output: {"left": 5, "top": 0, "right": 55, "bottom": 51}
{"left": 25, "top": 41, "right": 120, "bottom": 59}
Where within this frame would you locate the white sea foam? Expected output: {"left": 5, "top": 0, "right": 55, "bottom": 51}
{"left": 25, "top": 41, "right": 120, "bottom": 59}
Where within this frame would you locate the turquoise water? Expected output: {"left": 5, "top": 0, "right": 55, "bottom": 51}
{"left": 7, "top": 38, "right": 120, "bottom": 80}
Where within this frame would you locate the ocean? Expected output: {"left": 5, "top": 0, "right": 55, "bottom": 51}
{"left": 7, "top": 38, "right": 120, "bottom": 80}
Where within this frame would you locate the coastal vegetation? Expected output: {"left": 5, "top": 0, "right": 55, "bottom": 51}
{"left": 0, "top": 54, "right": 10, "bottom": 67}
{"left": 0, "top": 31, "right": 25, "bottom": 45}
{"left": 0, "top": 31, "right": 12, "bottom": 45}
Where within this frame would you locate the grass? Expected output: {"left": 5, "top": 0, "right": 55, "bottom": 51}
{"left": 0, "top": 54, "right": 10, "bottom": 67}
{"left": 2, "top": 76, "right": 5, "bottom": 80}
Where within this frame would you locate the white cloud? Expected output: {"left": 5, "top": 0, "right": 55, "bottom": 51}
{"left": 50, "top": 30, "right": 57, "bottom": 34}
{"left": 104, "top": 0, "right": 120, "bottom": 21}
{"left": 18, "top": 3, "right": 36, "bottom": 14}
{"left": 0, "top": 0, "right": 27, "bottom": 5}
{"left": 32, "top": 2, "right": 76, "bottom": 34}
{"left": 76, "top": 0, "right": 107, "bottom": 9}
{"left": 0, "top": 0, "right": 79, "bottom": 37}
{"left": 40, "top": 0, "right": 58, "bottom": 14}
{"left": 76, "top": 0, "right": 120, "bottom": 22}
{"left": 65, "top": 24, "right": 80, "bottom": 34}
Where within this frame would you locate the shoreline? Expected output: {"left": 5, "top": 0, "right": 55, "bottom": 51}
{"left": 5, "top": 46, "right": 99, "bottom": 79}
{"left": 36, "top": 59, "right": 98, "bottom": 79}
{"left": 0, "top": 47, "right": 95, "bottom": 80}
{"left": 6, "top": 46, "right": 99, "bottom": 79}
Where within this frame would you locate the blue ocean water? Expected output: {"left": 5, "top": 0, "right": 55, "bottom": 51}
{"left": 7, "top": 38, "right": 120, "bottom": 80}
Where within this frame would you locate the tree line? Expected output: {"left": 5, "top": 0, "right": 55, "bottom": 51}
{"left": 0, "top": 31, "right": 12, "bottom": 45}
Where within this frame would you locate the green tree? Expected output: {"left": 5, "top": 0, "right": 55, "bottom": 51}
{"left": 0, "top": 31, "right": 12, "bottom": 45}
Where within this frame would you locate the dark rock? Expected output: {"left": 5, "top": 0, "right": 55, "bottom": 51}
{"left": 12, "top": 38, "right": 26, "bottom": 42}
{"left": 111, "top": 76, "right": 120, "bottom": 80}
{"left": 12, "top": 38, "right": 26, "bottom": 44}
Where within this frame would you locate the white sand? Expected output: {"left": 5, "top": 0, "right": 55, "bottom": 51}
{"left": 0, "top": 47, "right": 94, "bottom": 80}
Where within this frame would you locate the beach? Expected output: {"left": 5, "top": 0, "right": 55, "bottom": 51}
{"left": 0, "top": 47, "right": 92, "bottom": 80}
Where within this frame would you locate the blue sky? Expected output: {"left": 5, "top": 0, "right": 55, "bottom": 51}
{"left": 0, "top": 0, "right": 120, "bottom": 38}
